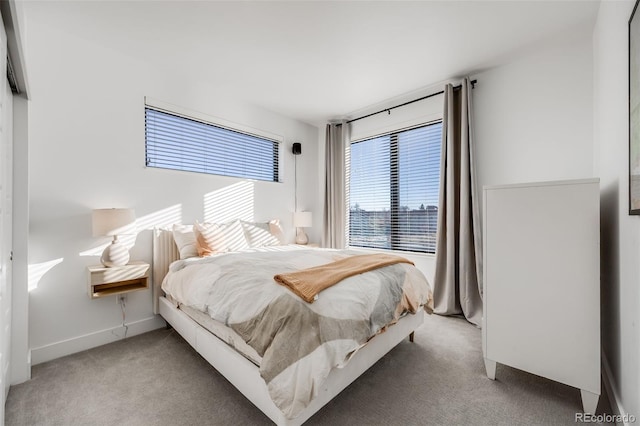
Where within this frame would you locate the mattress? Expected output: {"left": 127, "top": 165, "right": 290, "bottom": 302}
{"left": 177, "top": 303, "right": 263, "bottom": 366}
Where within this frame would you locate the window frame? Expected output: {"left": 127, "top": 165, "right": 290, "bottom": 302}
{"left": 347, "top": 119, "right": 443, "bottom": 255}
{"left": 144, "top": 97, "right": 283, "bottom": 183}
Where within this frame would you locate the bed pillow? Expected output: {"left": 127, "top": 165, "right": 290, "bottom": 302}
{"left": 172, "top": 224, "right": 198, "bottom": 259}
{"left": 194, "top": 220, "right": 250, "bottom": 256}
{"left": 268, "top": 219, "right": 286, "bottom": 245}
{"left": 241, "top": 221, "right": 282, "bottom": 247}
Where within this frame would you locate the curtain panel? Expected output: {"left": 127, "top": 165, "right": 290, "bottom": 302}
{"left": 323, "top": 122, "right": 350, "bottom": 249}
{"left": 433, "top": 78, "right": 483, "bottom": 326}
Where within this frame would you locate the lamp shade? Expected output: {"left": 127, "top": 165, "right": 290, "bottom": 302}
{"left": 293, "top": 211, "right": 312, "bottom": 228}
{"left": 92, "top": 208, "right": 136, "bottom": 237}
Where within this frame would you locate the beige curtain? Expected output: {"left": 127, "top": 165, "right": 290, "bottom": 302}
{"left": 323, "top": 122, "right": 349, "bottom": 249}
{"left": 433, "top": 78, "right": 483, "bottom": 326}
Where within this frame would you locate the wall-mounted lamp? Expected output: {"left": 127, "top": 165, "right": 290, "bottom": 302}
{"left": 292, "top": 142, "right": 310, "bottom": 244}
{"left": 92, "top": 208, "right": 136, "bottom": 267}
{"left": 292, "top": 142, "right": 301, "bottom": 155}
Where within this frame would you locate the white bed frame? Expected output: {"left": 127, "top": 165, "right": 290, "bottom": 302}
{"left": 152, "top": 229, "right": 424, "bottom": 426}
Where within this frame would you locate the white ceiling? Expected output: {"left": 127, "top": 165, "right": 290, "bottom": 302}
{"left": 30, "top": 0, "right": 601, "bottom": 127}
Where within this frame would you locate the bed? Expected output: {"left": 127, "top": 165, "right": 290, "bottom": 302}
{"left": 152, "top": 225, "right": 433, "bottom": 425}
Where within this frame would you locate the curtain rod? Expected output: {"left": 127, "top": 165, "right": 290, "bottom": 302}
{"left": 338, "top": 79, "right": 477, "bottom": 126}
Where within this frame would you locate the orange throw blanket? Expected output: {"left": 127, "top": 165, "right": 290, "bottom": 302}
{"left": 273, "top": 253, "right": 414, "bottom": 303}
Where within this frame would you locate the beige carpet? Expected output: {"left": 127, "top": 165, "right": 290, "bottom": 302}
{"left": 5, "top": 314, "right": 613, "bottom": 425}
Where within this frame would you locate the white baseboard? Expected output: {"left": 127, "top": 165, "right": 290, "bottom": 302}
{"left": 30, "top": 315, "right": 166, "bottom": 365}
{"left": 601, "top": 349, "right": 631, "bottom": 426}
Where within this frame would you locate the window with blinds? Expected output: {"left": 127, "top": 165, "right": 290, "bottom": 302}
{"left": 145, "top": 107, "right": 280, "bottom": 182}
{"left": 349, "top": 122, "right": 442, "bottom": 253}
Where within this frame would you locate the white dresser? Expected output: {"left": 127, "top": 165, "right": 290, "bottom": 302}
{"left": 482, "top": 178, "right": 600, "bottom": 413}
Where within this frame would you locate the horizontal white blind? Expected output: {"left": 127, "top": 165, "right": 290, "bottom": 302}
{"left": 349, "top": 121, "right": 442, "bottom": 253}
{"left": 145, "top": 107, "right": 279, "bottom": 182}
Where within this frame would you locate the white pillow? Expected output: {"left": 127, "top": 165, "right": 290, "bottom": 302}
{"left": 268, "top": 219, "right": 286, "bottom": 245}
{"left": 172, "top": 224, "right": 198, "bottom": 259}
{"left": 194, "top": 220, "right": 249, "bottom": 256}
{"left": 241, "top": 221, "right": 281, "bottom": 247}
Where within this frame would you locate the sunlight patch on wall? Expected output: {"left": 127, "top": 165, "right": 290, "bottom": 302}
{"left": 80, "top": 235, "right": 138, "bottom": 257}
{"left": 28, "top": 258, "right": 64, "bottom": 292}
{"left": 135, "top": 204, "right": 182, "bottom": 230}
{"left": 79, "top": 242, "right": 111, "bottom": 257}
{"left": 204, "top": 181, "right": 254, "bottom": 223}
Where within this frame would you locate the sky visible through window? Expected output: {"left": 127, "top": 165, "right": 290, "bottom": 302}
{"left": 348, "top": 122, "right": 442, "bottom": 253}
{"left": 350, "top": 123, "right": 441, "bottom": 212}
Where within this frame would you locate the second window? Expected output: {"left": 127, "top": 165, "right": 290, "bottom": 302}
{"left": 349, "top": 121, "right": 442, "bottom": 253}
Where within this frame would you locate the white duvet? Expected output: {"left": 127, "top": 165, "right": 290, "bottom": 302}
{"left": 162, "top": 246, "right": 432, "bottom": 419}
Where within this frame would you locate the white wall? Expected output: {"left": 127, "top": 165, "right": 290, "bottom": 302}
{"left": 593, "top": 0, "right": 639, "bottom": 420}
{"left": 23, "top": 5, "right": 320, "bottom": 363}
{"left": 473, "top": 29, "right": 595, "bottom": 190}
{"left": 349, "top": 92, "right": 443, "bottom": 142}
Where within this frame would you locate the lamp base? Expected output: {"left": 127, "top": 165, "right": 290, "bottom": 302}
{"left": 101, "top": 237, "right": 130, "bottom": 267}
{"left": 295, "top": 228, "right": 309, "bottom": 245}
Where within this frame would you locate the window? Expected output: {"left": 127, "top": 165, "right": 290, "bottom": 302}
{"left": 145, "top": 107, "right": 280, "bottom": 182}
{"left": 348, "top": 122, "right": 442, "bottom": 253}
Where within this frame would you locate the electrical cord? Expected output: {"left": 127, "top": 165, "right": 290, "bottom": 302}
{"left": 120, "top": 295, "right": 129, "bottom": 339}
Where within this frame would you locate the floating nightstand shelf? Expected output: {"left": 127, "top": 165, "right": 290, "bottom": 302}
{"left": 87, "top": 261, "right": 150, "bottom": 299}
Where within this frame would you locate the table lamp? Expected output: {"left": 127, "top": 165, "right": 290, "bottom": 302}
{"left": 293, "top": 211, "right": 312, "bottom": 245}
{"left": 92, "top": 208, "right": 136, "bottom": 267}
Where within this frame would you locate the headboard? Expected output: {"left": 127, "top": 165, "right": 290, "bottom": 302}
{"left": 152, "top": 228, "right": 180, "bottom": 314}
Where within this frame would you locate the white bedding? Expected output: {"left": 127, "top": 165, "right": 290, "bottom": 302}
{"left": 162, "top": 245, "right": 432, "bottom": 419}
{"left": 178, "top": 303, "right": 262, "bottom": 366}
